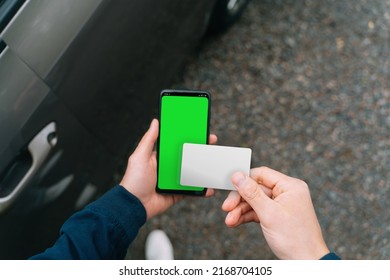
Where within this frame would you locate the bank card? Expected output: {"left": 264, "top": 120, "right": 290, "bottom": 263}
{"left": 180, "top": 143, "right": 252, "bottom": 190}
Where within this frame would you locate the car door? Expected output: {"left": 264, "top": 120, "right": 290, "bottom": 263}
{"left": 0, "top": 0, "right": 113, "bottom": 259}
{"left": 0, "top": 0, "right": 218, "bottom": 259}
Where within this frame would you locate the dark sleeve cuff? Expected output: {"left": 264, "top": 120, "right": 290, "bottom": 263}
{"left": 86, "top": 185, "right": 147, "bottom": 247}
{"left": 320, "top": 252, "right": 341, "bottom": 260}
{"left": 30, "top": 185, "right": 147, "bottom": 259}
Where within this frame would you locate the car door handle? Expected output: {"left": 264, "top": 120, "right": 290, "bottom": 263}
{"left": 0, "top": 122, "right": 57, "bottom": 214}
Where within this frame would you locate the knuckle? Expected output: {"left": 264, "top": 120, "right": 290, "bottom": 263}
{"left": 296, "top": 178, "right": 309, "bottom": 189}
{"left": 242, "top": 180, "right": 261, "bottom": 201}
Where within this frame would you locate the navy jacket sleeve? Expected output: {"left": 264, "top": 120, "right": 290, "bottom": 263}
{"left": 30, "top": 185, "right": 146, "bottom": 260}
{"left": 320, "top": 252, "right": 341, "bottom": 260}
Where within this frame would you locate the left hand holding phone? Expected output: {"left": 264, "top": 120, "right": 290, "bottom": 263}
{"left": 120, "top": 119, "right": 217, "bottom": 220}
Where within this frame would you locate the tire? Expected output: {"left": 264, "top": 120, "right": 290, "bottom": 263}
{"left": 207, "top": 0, "right": 250, "bottom": 34}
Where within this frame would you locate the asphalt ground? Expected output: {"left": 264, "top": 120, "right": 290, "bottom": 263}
{"left": 125, "top": 0, "right": 390, "bottom": 259}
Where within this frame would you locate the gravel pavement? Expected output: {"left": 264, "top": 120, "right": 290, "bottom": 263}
{"left": 126, "top": 0, "right": 390, "bottom": 259}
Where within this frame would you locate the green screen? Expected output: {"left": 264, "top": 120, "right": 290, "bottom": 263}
{"left": 158, "top": 94, "right": 209, "bottom": 191}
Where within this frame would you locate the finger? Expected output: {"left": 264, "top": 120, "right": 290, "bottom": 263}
{"left": 208, "top": 134, "right": 218, "bottom": 145}
{"left": 226, "top": 201, "right": 256, "bottom": 223}
{"left": 222, "top": 184, "right": 272, "bottom": 212}
{"left": 222, "top": 178, "right": 274, "bottom": 198}
{"left": 231, "top": 172, "right": 273, "bottom": 215}
{"left": 222, "top": 191, "right": 241, "bottom": 212}
{"left": 259, "top": 184, "right": 273, "bottom": 198}
{"left": 250, "top": 166, "right": 290, "bottom": 190}
{"left": 225, "top": 209, "right": 260, "bottom": 227}
{"left": 205, "top": 188, "right": 215, "bottom": 197}
{"left": 170, "top": 194, "right": 184, "bottom": 206}
{"left": 232, "top": 201, "right": 254, "bottom": 216}
{"left": 135, "top": 119, "right": 159, "bottom": 156}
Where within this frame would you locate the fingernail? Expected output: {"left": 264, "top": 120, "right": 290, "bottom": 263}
{"left": 232, "top": 172, "right": 246, "bottom": 188}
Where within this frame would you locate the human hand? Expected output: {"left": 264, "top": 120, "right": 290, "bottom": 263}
{"left": 222, "top": 166, "right": 329, "bottom": 259}
{"left": 120, "top": 119, "right": 217, "bottom": 220}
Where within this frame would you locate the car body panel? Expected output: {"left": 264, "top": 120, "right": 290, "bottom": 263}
{"left": 0, "top": 0, "right": 233, "bottom": 259}
{"left": 0, "top": 92, "right": 114, "bottom": 259}
{"left": 0, "top": 47, "right": 49, "bottom": 171}
{"left": 48, "top": 0, "right": 216, "bottom": 157}
{"left": 2, "top": 0, "right": 102, "bottom": 78}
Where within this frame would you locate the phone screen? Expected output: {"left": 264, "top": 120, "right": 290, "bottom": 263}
{"left": 157, "top": 90, "right": 210, "bottom": 195}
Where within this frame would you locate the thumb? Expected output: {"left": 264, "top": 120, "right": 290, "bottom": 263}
{"left": 231, "top": 172, "right": 271, "bottom": 214}
{"left": 135, "top": 119, "right": 159, "bottom": 156}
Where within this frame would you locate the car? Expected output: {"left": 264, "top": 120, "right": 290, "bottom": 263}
{"left": 0, "top": 0, "right": 249, "bottom": 259}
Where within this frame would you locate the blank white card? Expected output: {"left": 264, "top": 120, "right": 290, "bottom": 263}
{"left": 180, "top": 143, "right": 251, "bottom": 190}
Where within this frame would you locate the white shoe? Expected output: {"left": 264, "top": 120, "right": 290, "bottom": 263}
{"left": 145, "top": 230, "right": 174, "bottom": 260}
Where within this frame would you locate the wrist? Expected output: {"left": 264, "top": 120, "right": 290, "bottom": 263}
{"left": 289, "top": 240, "right": 330, "bottom": 260}
{"left": 308, "top": 241, "right": 330, "bottom": 260}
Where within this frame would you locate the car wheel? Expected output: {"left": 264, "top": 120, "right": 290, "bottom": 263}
{"left": 207, "top": 0, "right": 250, "bottom": 34}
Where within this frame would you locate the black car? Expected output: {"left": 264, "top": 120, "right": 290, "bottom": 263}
{"left": 0, "top": 0, "right": 249, "bottom": 259}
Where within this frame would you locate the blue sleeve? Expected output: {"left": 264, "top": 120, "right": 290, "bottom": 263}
{"left": 320, "top": 252, "right": 341, "bottom": 260}
{"left": 30, "top": 185, "right": 147, "bottom": 260}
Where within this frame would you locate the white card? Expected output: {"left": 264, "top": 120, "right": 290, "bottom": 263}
{"left": 180, "top": 143, "right": 252, "bottom": 190}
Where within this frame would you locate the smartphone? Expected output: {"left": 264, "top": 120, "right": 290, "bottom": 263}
{"left": 156, "top": 89, "right": 210, "bottom": 195}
